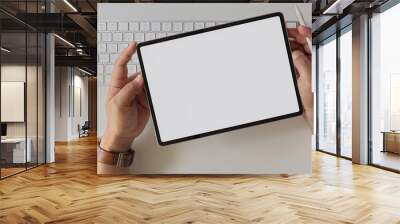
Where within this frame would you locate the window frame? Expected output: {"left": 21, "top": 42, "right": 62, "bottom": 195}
{"left": 315, "top": 23, "right": 353, "bottom": 160}
{"left": 367, "top": 0, "right": 400, "bottom": 173}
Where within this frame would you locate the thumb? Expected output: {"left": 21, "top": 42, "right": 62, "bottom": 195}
{"left": 114, "top": 74, "right": 144, "bottom": 106}
{"left": 292, "top": 50, "right": 311, "bottom": 80}
{"left": 298, "top": 25, "right": 312, "bottom": 39}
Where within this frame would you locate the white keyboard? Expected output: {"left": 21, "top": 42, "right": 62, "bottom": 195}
{"left": 97, "top": 20, "right": 229, "bottom": 86}
{"left": 97, "top": 19, "right": 298, "bottom": 86}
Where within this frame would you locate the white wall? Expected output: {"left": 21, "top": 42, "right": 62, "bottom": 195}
{"left": 1, "top": 63, "right": 46, "bottom": 164}
{"left": 54, "top": 67, "right": 89, "bottom": 141}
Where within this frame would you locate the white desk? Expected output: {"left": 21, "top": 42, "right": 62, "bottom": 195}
{"left": 1, "top": 138, "right": 31, "bottom": 163}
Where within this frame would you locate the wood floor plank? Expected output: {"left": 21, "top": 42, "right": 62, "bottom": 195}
{"left": 1, "top": 135, "right": 400, "bottom": 223}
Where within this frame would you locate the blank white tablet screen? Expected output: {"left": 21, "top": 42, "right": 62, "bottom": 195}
{"left": 139, "top": 15, "right": 301, "bottom": 144}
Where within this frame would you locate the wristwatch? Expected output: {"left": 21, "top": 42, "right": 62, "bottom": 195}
{"left": 97, "top": 140, "right": 135, "bottom": 168}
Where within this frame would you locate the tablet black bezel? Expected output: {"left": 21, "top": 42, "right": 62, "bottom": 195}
{"left": 137, "top": 12, "right": 304, "bottom": 146}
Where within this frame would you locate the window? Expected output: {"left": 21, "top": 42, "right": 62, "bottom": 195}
{"left": 317, "top": 36, "right": 337, "bottom": 154}
{"left": 0, "top": 1, "right": 47, "bottom": 179}
{"left": 370, "top": 3, "right": 400, "bottom": 171}
{"left": 339, "top": 28, "right": 352, "bottom": 158}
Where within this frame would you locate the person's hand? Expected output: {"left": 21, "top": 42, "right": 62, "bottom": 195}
{"left": 100, "top": 42, "right": 150, "bottom": 152}
{"left": 288, "top": 25, "right": 314, "bottom": 131}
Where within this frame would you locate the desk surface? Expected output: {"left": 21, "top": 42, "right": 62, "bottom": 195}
{"left": 1, "top": 138, "right": 27, "bottom": 143}
{"left": 381, "top": 131, "right": 400, "bottom": 134}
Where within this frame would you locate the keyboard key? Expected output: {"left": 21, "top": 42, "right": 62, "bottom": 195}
{"left": 118, "top": 22, "right": 129, "bottom": 31}
{"left": 98, "top": 22, "right": 106, "bottom": 31}
{"left": 134, "top": 33, "right": 145, "bottom": 42}
{"left": 156, "top": 33, "right": 167, "bottom": 39}
{"left": 162, "top": 22, "right": 172, "bottom": 31}
{"left": 97, "top": 74, "right": 104, "bottom": 85}
{"left": 97, "top": 65, "right": 104, "bottom": 74}
{"left": 173, "top": 22, "right": 183, "bottom": 32}
{"left": 216, "top": 21, "right": 226, "bottom": 25}
{"left": 205, "top": 22, "right": 215, "bottom": 28}
{"left": 167, "top": 32, "right": 176, "bottom": 36}
{"left": 140, "top": 22, "right": 150, "bottom": 31}
{"left": 137, "top": 66, "right": 141, "bottom": 72}
{"left": 98, "top": 43, "right": 106, "bottom": 53}
{"left": 123, "top": 33, "right": 133, "bottom": 42}
{"left": 129, "top": 22, "right": 139, "bottom": 31}
{"left": 113, "top": 33, "right": 122, "bottom": 42}
{"left": 194, "top": 22, "right": 205, "bottom": 30}
{"left": 118, "top": 43, "right": 128, "bottom": 53}
{"left": 145, "top": 33, "right": 156, "bottom": 41}
{"left": 99, "top": 54, "right": 109, "bottom": 63}
{"left": 108, "top": 22, "right": 117, "bottom": 31}
{"left": 183, "top": 22, "right": 194, "bottom": 31}
{"left": 102, "top": 33, "right": 112, "bottom": 42}
{"left": 105, "top": 65, "right": 113, "bottom": 74}
{"left": 110, "top": 54, "right": 118, "bottom": 63}
{"left": 151, "top": 22, "right": 161, "bottom": 31}
{"left": 128, "top": 65, "right": 136, "bottom": 74}
{"left": 107, "top": 44, "right": 117, "bottom": 53}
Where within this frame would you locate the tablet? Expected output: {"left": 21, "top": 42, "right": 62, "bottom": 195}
{"left": 137, "top": 12, "right": 303, "bottom": 146}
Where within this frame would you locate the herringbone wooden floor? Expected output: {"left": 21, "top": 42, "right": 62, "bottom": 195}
{"left": 1, "top": 135, "right": 400, "bottom": 224}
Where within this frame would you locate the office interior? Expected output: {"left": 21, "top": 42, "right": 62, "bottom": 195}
{"left": 0, "top": 0, "right": 399, "bottom": 222}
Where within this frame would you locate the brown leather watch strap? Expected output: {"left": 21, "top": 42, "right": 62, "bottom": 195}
{"left": 97, "top": 144, "right": 135, "bottom": 168}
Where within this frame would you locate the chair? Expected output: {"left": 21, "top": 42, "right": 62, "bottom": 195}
{"left": 78, "top": 121, "right": 90, "bottom": 138}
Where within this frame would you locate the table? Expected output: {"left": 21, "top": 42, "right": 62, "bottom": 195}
{"left": 1, "top": 138, "right": 32, "bottom": 164}
{"left": 381, "top": 131, "right": 400, "bottom": 154}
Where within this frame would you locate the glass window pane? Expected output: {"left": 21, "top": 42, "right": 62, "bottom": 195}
{"left": 27, "top": 31, "right": 38, "bottom": 169}
{"left": 340, "top": 29, "right": 352, "bottom": 158}
{"left": 1, "top": 31, "right": 28, "bottom": 177}
{"left": 371, "top": 3, "right": 400, "bottom": 171}
{"left": 318, "top": 37, "right": 337, "bottom": 154}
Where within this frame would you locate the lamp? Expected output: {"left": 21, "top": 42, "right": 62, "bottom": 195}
{"left": 63, "top": 0, "right": 78, "bottom": 12}
{"left": 0, "top": 47, "right": 11, "bottom": 53}
{"left": 54, "top": 34, "right": 75, "bottom": 48}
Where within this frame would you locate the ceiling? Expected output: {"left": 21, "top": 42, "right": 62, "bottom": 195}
{"left": 0, "top": 0, "right": 392, "bottom": 72}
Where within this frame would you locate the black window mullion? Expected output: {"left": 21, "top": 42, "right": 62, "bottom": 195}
{"left": 24, "top": 0, "right": 28, "bottom": 171}
{"left": 316, "top": 44, "right": 320, "bottom": 151}
{"left": 36, "top": 0, "right": 39, "bottom": 168}
{"left": 336, "top": 28, "right": 341, "bottom": 157}
{"left": 0, "top": 24, "right": 2, "bottom": 179}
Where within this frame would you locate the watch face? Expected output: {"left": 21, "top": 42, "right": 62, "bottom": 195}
{"left": 97, "top": 146, "right": 135, "bottom": 168}
{"left": 115, "top": 151, "right": 135, "bottom": 168}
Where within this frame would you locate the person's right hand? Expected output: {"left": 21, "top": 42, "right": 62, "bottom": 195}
{"left": 100, "top": 42, "right": 150, "bottom": 152}
{"left": 288, "top": 26, "right": 314, "bottom": 131}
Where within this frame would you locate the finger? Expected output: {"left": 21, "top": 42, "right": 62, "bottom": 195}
{"left": 288, "top": 27, "right": 311, "bottom": 55}
{"left": 292, "top": 50, "right": 311, "bottom": 80}
{"left": 294, "top": 35, "right": 311, "bottom": 55}
{"left": 287, "top": 28, "right": 299, "bottom": 39}
{"left": 137, "top": 88, "right": 149, "bottom": 110}
{"left": 107, "top": 72, "right": 140, "bottom": 102}
{"left": 298, "top": 25, "right": 312, "bottom": 39}
{"left": 127, "top": 72, "right": 141, "bottom": 82}
{"left": 114, "top": 74, "right": 144, "bottom": 106}
{"left": 289, "top": 40, "right": 303, "bottom": 52}
{"left": 110, "top": 42, "right": 137, "bottom": 89}
{"left": 294, "top": 26, "right": 312, "bottom": 54}
{"left": 289, "top": 40, "right": 312, "bottom": 60}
